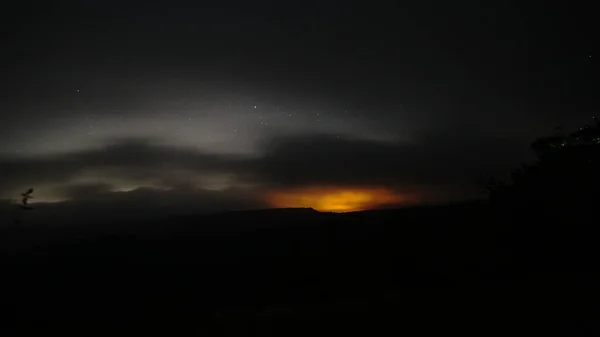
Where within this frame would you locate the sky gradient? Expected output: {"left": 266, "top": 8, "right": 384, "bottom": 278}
{"left": 1, "top": 1, "right": 596, "bottom": 212}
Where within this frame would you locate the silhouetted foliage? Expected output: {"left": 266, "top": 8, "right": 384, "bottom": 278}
{"left": 486, "top": 117, "right": 600, "bottom": 221}
{"left": 20, "top": 188, "right": 34, "bottom": 210}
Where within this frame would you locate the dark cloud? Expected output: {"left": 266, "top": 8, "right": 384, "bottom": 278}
{"left": 0, "top": 138, "right": 248, "bottom": 196}
{"left": 58, "top": 186, "right": 268, "bottom": 214}
{"left": 60, "top": 183, "right": 114, "bottom": 200}
{"left": 252, "top": 133, "right": 531, "bottom": 195}
{"left": 0, "top": 131, "right": 532, "bottom": 207}
{"left": 69, "top": 138, "right": 246, "bottom": 174}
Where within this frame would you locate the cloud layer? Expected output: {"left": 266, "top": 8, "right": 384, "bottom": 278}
{"left": 0, "top": 130, "right": 531, "bottom": 211}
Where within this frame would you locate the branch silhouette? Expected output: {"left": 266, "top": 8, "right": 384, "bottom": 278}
{"left": 20, "top": 188, "right": 34, "bottom": 210}
{"left": 485, "top": 117, "right": 600, "bottom": 217}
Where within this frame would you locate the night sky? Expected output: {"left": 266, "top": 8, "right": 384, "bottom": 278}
{"left": 0, "top": 1, "right": 596, "bottom": 212}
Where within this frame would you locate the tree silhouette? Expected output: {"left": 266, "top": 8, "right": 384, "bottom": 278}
{"left": 20, "top": 188, "right": 34, "bottom": 210}
{"left": 12, "top": 188, "right": 34, "bottom": 226}
{"left": 485, "top": 117, "right": 600, "bottom": 220}
{"left": 481, "top": 118, "right": 600, "bottom": 270}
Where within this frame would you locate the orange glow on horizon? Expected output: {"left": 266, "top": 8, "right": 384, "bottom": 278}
{"left": 266, "top": 186, "right": 407, "bottom": 212}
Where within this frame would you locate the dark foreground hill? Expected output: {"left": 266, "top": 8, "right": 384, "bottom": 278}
{"left": 1, "top": 203, "right": 599, "bottom": 335}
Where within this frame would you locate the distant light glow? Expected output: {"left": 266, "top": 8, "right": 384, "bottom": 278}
{"left": 110, "top": 185, "right": 141, "bottom": 193}
{"left": 266, "top": 186, "right": 407, "bottom": 212}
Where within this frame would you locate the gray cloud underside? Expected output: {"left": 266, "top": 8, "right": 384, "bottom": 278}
{"left": 0, "top": 132, "right": 531, "bottom": 208}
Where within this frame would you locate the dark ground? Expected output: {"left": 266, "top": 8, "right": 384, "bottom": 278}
{"left": 1, "top": 202, "right": 598, "bottom": 335}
